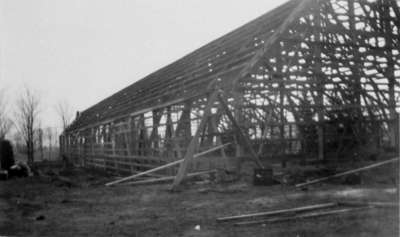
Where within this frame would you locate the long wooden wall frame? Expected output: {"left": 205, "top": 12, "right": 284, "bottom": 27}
{"left": 60, "top": 0, "right": 400, "bottom": 186}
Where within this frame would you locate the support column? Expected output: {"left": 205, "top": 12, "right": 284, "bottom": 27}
{"left": 232, "top": 91, "right": 245, "bottom": 159}
{"left": 349, "top": 0, "right": 363, "bottom": 144}
{"left": 174, "top": 100, "right": 192, "bottom": 159}
{"left": 110, "top": 123, "right": 117, "bottom": 171}
{"left": 314, "top": 0, "right": 324, "bottom": 161}
{"left": 165, "top": 106, "right": 175, "bottom": 170}
{"left": 126, "top": 117, "right": 132, "bottom": 157}
{"left": 276, "top": 42, "right": 286, "bottom": 155}
{"left": 382, "top": 0, "right": 399, "bottom": 151}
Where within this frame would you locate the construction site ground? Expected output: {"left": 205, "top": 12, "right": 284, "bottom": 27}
{"left": 0, "top": 161, "right": 398, "bottom": 237}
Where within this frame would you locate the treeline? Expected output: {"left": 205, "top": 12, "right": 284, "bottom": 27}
{"left": 0, "top": 86, "right": 73, "bottom": 165}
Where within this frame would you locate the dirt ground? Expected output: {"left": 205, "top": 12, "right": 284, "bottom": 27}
{"left": 0, "top": 162, "right": 399, "bottom": 237}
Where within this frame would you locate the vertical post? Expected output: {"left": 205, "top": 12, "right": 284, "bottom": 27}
{"left": 150, "top": 109, "right": 163, "bottom": 157}
{"left": 232, "top": 91, "right": 245, "bottom": 159}
{"left": 276, "top": 42, "right": 286, "bottom": 156}
{"left": 111, "top": 123, "right": 117, "bottom": 171}
{"left": 125, "top": 117, "right": 135, "bottom": 172}
{"left": 131, "top": 117, "right": 138, "bottom": 156}
{"left": 314, "top": 0, "right": 324, "bottom": 161}
{"left": 165, "top": 106, "right": 174, "bottom": 172}
{"left": 126, "top": 117, "right": 132, "bottom": 157}
{"left": 174, "top": 100, "right": 192, "bottom": 159}
{"left": 382, "top": 0, "right": 398, "bottom": 151}
{"left": 138, "top": 114, "right": 146, "bottom": 156}
{"left": 131, "top": 117, "right": 139, "bottom": 171}
{"left": 100, "top": 125, "right": 105, "bottom": 169}
{"left": 349, "top": 0, "right": 363, "bottom": 145}
{"left": 90, "top": 127, "right": 94, "bottom": 158}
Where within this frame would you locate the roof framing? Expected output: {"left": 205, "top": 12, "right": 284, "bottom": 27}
{"left": 68, "top": 0, "right": 308, "bottom": 131}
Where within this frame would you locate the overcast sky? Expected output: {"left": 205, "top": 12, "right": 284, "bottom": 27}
{"left": 1, "top": 0, "right": 288, "bottom": 131}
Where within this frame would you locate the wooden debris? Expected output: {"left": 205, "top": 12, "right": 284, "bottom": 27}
{"left": 121, "top": 170, "right": 216, "bottom": 186}
{"left": 338, "top": 201, "right": 399, "bottom": 208}
{"left": 217, "top": 202, "right": 337, "bottom": 222}
{"left": 233, "top": 206, "right": 373, "bottom": 226}
{"left": 105, "top": 143, "right": 230, "bottom": 186}
{"left": 295, "top": 157, "right": 399, "bottom": 188}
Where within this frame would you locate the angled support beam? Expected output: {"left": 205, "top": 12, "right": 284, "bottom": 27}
{"left": 121, "top": 170, "right": 217, "bottom": 186}
{"left": 217, "top": 92, "right": 265, "bottom": 169}
{"left": 171, "top": 89, "right": 266, "bottom": 190}
{"left": 230, "top": 0, "right": 313, "bottom": 88}
{"left": 105, "top": 143, "right": 230, "bottom": 186}
{"left": 171, "top": 91, "right": 219, "bottom": 190}
{"left": 225, "top": 0, "right": 314, "bottom": 161}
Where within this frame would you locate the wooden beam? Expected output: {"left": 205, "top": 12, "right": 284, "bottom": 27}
{"left": 121, "top": 170, "right": 216, "bottom": 186}
{"left": 295, "top": 157, "right": 399, "bottom": 188}
{"left": 338, "top": 201, "right": 399, "bottom": 208}
{"left": 70, "top": 94, "right": 203, "bottom": 133}
{"left": 217, "top": 92, "right": 264, "bottom": 168}
{"left": 217, "top": 202, "right": 337, "bottom": 222}
{"left": 230, "top": 0, "right": 313, "bottom": 88}
{"left": 171, "top": 91, "right": 219, "bottom": 190}
{"left": 312, "top": 0, "right": 324, "bottom": 162}
{"left": 233, "top": 206, "right": 372, "bottom": 226}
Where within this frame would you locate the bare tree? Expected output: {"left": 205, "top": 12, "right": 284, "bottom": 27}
{"left": 0, "top": 88, "right": 13, "bottom": 139}
{"left": 45, "top": 127, "right": 54, "bottom": 160}
{"left": 56, "top": 100, "right": 73, "bottom": 131}
{"left": 37, "top": 126, "right": 44, "bottom": 161}
{"left": 15, "top": 87, "right": 41, "bottom": 165}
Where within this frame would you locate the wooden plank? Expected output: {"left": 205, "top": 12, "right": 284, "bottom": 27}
{"left": 105, "top": 142, "right": 230, "bottom": 186}
{"left": 86, "top": 154, "right": 165, "bottom": 163}
{"left": 217, "top": 202, "right": 336, "bottom": 222}
{"left": 295, "top": 157, "right": 399, "bottom": 188}
{"left": 121, "top": 169, "right": 216, "bottom": 186}
{"left": 233, "top": 206, "right": 372, "bottom": 226}
{"left": 338, "top": 201, "right": 399, "bottom": 208}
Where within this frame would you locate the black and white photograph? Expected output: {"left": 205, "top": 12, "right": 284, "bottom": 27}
{"left": 0, "top": 0, "right": 399, "bottom": 236}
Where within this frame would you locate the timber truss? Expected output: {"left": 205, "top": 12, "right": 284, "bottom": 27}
{"left": 61, "top": 0, "right": 400, "bottom": 188}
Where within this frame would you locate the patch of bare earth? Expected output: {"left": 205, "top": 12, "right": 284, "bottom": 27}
{"left": 0, "top": 165, "right": 398, "bottom": 237}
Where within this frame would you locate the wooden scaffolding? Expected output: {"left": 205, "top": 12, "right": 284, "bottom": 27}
{"left": 60, "top": 0, "right": 400, "bottom": 188}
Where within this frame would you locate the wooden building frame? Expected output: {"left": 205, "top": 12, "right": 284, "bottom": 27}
{"left": 61, "top": 0, "right": 400, "bottom": 187}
